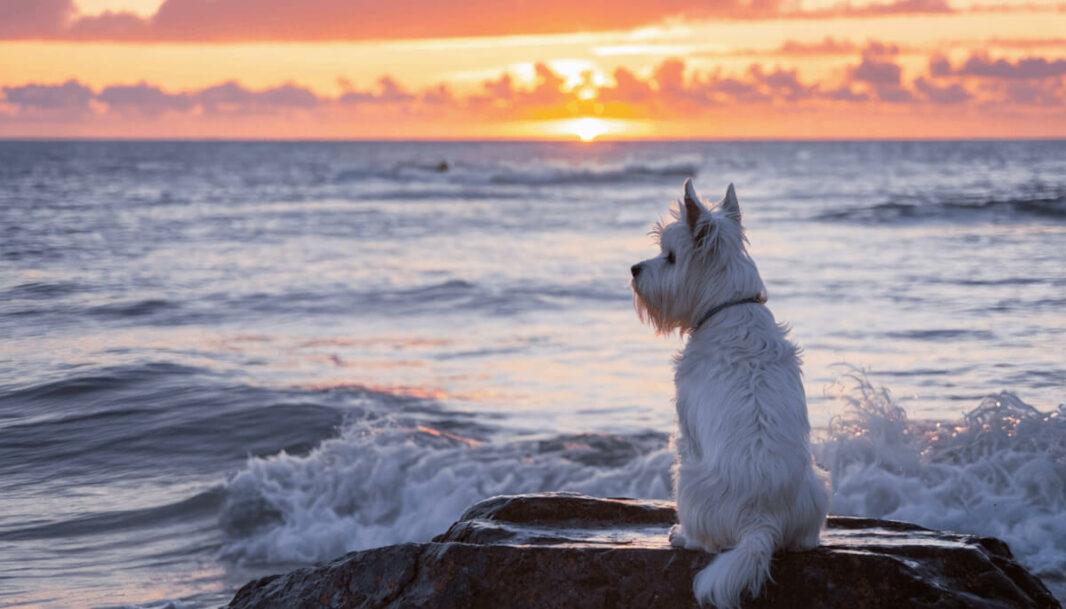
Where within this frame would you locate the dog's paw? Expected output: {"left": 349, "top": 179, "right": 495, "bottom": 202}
{"left": 669, "top": 524, "right": 699, "bottom": 549}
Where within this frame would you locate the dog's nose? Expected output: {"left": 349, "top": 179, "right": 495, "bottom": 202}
{"left": 630, "top": 264, "right": 642, "bottom": 278}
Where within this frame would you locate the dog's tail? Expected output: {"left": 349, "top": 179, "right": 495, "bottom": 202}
{"left": 693, "top": 528, "right": 775, "bottom": 609}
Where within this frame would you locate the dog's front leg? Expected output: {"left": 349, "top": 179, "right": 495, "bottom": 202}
{"left": 669, "top": 524, "right": 704, "bottom": 550}
{"left": 669, "top": 432, "right": 706, "bottom": 551}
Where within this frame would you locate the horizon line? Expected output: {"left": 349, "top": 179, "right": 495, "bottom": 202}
{"left": 3, "top": 136, "right": 1065, "bottom": 144}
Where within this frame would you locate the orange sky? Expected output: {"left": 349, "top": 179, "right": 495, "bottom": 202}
{"left": 1, "top": 0, "right": 1064, "bottom": 139}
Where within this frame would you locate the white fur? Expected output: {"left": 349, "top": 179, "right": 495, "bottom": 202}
{"left": 631, "top": 179, "right": 830, "bottom": 608}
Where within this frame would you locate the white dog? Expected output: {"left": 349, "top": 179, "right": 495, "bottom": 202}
{"left": 631, "top": 179, "right": 830, "bottom": 608}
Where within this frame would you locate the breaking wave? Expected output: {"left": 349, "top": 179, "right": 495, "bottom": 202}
{"left": 217, "top": 374, "right": 1065, "bottom": 601}
{"left": 820, "top": 372, "right": 1066, "bottom": 595}
{"left": 218, "top": 422, "right": 673, "bottom": 563}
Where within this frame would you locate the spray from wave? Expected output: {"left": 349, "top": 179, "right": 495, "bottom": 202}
{"left": 219, "top": 419, "right": 673, "bottom": 564}
{"left": 820, "top": 371, "right": 1066, "bottom": 596}
{"left": 217, "top": 375, "right": 1065, "bottom": 599}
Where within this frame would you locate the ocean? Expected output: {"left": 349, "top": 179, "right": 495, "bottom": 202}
{"left": 1, "top": 140, "right": 1063, "bottom": 608}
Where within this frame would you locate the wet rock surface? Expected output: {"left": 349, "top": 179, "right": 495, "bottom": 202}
{"left": 226, "top": 492, "right": 1060, "bottom": 609}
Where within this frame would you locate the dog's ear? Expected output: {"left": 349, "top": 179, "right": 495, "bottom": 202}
{"left": 683, "top": 178, "right": 706, "bottom": 229}
{"left": 683, "top": 178, "right": 714, "bottom": 251}
{"left": 720, "top": 183, "right": 741, "bottom": 224}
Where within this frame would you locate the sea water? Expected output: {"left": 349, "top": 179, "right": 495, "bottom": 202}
{"left": 0, "top": 140, "right": 1063, "bottom": 608}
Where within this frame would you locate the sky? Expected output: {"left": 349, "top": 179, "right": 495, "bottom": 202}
{"left": 1, "top": 0, "right": 1064, "bottom": 139}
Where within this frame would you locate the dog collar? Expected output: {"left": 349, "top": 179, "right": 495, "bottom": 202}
{"left": 691, "top": 295, "right": 766, "bottom": 333}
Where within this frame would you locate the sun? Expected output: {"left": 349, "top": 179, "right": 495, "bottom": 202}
{"left": 564, "top": 117, "right": 610, "bottom": 142}
{"left": 518, "top": 117, "right": 649, "bottom": 141}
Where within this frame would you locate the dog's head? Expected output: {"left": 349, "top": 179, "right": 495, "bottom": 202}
{"left": 630, "top": 179, "right": 765, "bottom": 334}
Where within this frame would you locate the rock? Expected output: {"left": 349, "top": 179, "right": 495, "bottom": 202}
{"left": 226, "top": 493, "right": 1060, "bottom": 609}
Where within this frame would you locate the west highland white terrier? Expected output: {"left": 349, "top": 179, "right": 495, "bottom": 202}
{"left": 631, "top": 179, "right": 830, "bottom": 608}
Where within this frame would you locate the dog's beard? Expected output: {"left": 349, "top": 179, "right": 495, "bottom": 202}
{"left": 632, "top": 282, "right": 678, "bottom": 335}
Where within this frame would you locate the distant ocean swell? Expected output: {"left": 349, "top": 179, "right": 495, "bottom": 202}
{"left": 216, "top": 374, "right": 1065, "bottom": 599}
{"left": 332, "top": 159, "right": 701, "bottom": 186}
{"left": 0, "top": 278, "right": 627, "bottom": 332}
{"left": 816, "top": 191, "right": 1066, "bottom": 223}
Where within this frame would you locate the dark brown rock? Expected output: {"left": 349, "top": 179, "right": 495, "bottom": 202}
{"left": 226, "top": 492, "right": 1060, "bottom": 609}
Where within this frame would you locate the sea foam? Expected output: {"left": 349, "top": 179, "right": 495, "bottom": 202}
{"left": 822, "top": 373, "right": 1066, "bottom": 593}
{"left": 219, "top": 377, "right": 1065, "bottom": 599}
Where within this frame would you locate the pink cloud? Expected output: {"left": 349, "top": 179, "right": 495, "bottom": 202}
{"left": 851, "top": 0, "right": 951, "bottom": 15}
{"left": 2, "top": 50, "right": 1063, "bottom": 126}
{"left": 0, "top": 0, "right": 70, "bottom": 37}
{"left": 954, "top": 54, "right": 1066, "bottom": 79}
{"left": 601, "top": 68, "right": 655, "bottom": 103}
{"left": 913, "top": 77, "right": 972, "bottom": 103}
{"left": 922, "top": 53, "right": 1066, "bottom": 106}
{"left": 67, "top": 10, "right": 152, "bottom": 38}
{"left": 97, "top": 83, "right": 193, "bottom": 115}
{"left": 339, "top": 78, "right": 415, "bottom": 105}
{"left": 0, "top": 0, "right": 777, "bottom": 42}
{"left": 777, "top": 37, "right": 860, "bottom": 56}
{"left": 196, "top": 81, "right": 319, "bottom": 112}
{"left": 0, "top": 0, "right": 967, "bottom": 42}
{"left": 2, "top": 80, "right": 94, "bottom": 112}
{"left": 847, "top": 48, "right": 915, "bottom": 102}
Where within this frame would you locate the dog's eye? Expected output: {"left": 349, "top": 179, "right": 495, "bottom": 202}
{"left": 666, "top": 251, "right": 676, "bottom": 264}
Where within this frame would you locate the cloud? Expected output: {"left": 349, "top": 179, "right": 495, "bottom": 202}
{"left": 339, "top": 77, "right": 416, "bottom": 105}
{"left": 777, "top": 37, "right": 860, "bottom": 56}
{"left": 846, "top": 0, "right": 951, "bottom": 15}
{"left": 851, "top": 56, "right": 904, "bottom": 85}
{"left": 0, "top": 0, "right": 781, "bottom": 42}
{"left": 0, "top": 0, "right": 70, "bottom": 37}
{"left": 98, "top": 83, "right": 192, "bottom": 115}
{"left": 945, "top": 54, "right": 1066, "bottom": 79}
{"left": 2, "top": 49, "right": 1063, "bottom": 127}
{"left": 0, "top": 79, "right": 323, "bottom": 119}
{"left": 913, "top": 77, "right": 972, "bottom": 103}
{"left": 67, "top": 10, "right": 152, "bottom": 38}
{"left": 2, "top": 80, "right": 94, "bottom": 112}
{"left": 849, "top": 57, "right": 913, "bottom": 102}
{"left": 197, "top": 81, "right": 319, "bottom": 112}
{"left": 601, "top": 67, "right": 655, "bottom": 103}
{"left": 999, "top": 81, "right": 1064, "bottom": 105}
{"left": 0, "top": 0, "right": 976, "bottom": 42}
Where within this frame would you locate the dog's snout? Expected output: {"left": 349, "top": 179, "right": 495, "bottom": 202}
{"left": 630, "top": 263, "right": 642, "bottom": 278}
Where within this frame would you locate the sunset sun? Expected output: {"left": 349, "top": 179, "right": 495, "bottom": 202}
{"left": 568, "top": 117, "right": 610, "bottom": 142}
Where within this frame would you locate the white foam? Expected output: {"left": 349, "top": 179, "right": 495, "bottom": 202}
{"left": 219, "top": 421, "right": 673, "bottom": 564}
{"left": 220, "top": 379, "right": 1065, "bottom": 600}
{"left": 819, "top": 373, "right": 1066, "bottom": 595}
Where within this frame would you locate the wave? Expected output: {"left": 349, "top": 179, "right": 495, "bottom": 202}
{"left": 820, "top": 372, "right": 1066, "bottom": 593}
{"left": 218, "top": 421, "right": 673, "bottom": 563}
{"left": 0, "top": 362, "right": 203, "bottom": 406}
{"left": 4, "top": 277, "right": 628, "bottom": 333}
{"left": 217, "top": 375, "right": 1066, "bottom": 601}
{"left": 0, "top": 487, "right": 224, "bottom": 542}
{"left": 487, "top": 161, "right": 698, "bottom": 186}
{"left": 226, "top": 278, "right": 626, "bottom": 319}
{"left": 332, "top": 161, "right": 455, "bottom": 184}
{"left": 883, "top": 328, "right": 997, "bottom": 341}
{"left": 88, "top": 298, "right": 179, "bottom": 320}
{"left": 329, "top": 159, "right": 697, "bottom": 189}
{"left": 816, "top": 192, "right": 1066, "bottom": 224}
{"left": 0, "top": 363, "right": 347, "bottom": 484}
{"left": 0, "top": 280, "right": 85, "bottom": 300}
